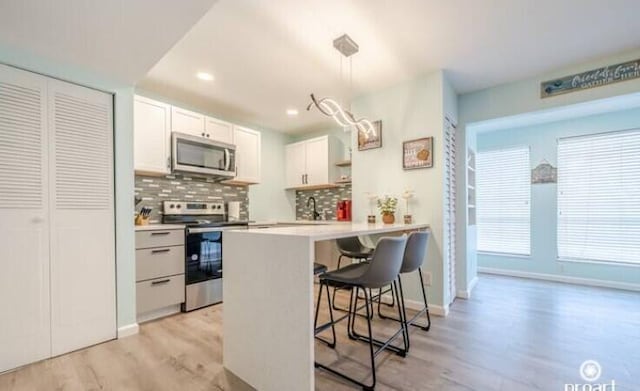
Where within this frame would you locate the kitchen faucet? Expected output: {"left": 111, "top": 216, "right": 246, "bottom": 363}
{"left": 307, "top": 196, "right": 321, "bottom": 220}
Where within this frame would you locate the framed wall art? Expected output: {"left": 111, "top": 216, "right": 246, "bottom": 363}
{"left": 403, "top": 137, "right": 433, "bottom": 169}
{"left": 358, "top": 120, "right": 382, "bottom": 151}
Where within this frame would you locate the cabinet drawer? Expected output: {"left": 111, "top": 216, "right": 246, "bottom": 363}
{"left": 135, "top": 229, "right": 184, "bottom": 249}
{"left": 136, "top": 275, "right": 185, "bottom": 314}
{"left": 136, "top": 246, "right": 184, "bottom": 282}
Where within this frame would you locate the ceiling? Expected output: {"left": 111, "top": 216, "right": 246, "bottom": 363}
{"left": 139, "top": 0, "right": 640, "bottom": 134}
{"left": 0, "top": 0, "right": 216, "bottom": 85}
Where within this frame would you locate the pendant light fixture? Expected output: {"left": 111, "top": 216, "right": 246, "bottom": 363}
{"left": 307, "top": 34, "right": 377, "bottom": 139}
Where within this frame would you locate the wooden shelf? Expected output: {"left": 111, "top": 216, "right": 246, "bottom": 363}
{"left": 335, "top": 160, "right": 352, "bottom": 167}
{"left": 286, "top": 183, "right": 340, "bottom": 191}
{"left": 334, "top": 179, "right": 352, "bottom": 185}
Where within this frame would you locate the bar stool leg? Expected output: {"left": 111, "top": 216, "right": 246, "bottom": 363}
{"left": 417, "top": 268, "right": 431, "bottom": 331}
{"left": 317, "top": 286, "right": 377, "bottom": 391}
{"left": 314, "top": 281, "right": 336, "bottom": 348}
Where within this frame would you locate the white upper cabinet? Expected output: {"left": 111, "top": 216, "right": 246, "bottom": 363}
{"left": 171, "top": 106, "right": 205, "bottom": 137}
{"left": 231, "top": 126, "right": 261, "bottom": 184}
{"left": 134, "top": 96, "right": 171, "bottom": 175}
{"left": 205, "top": 116, "right": 234, "bottom": 144}
{"left": 285, "top": 142, "right": 306, "bottom": 188}
{"left": 305, "top": 136, "right": 330, "bottom": 185}
{"left": 133, "top": 99, "right": 262, "bottom": 184}
{"left": 285, "top": 135, "right": 340, "bottom": 189}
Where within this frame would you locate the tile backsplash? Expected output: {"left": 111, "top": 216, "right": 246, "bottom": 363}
{"left": 135, "top": 174, "right": 249, "bottom": 223}
{"left": 295, "top": 184, "right": 351, "bottom": 220}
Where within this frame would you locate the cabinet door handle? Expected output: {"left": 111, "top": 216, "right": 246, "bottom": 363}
{"left": 151, "top": 279, "right": 171, "bottom": 285}
{"left": 301, "top": 174, "right": 304, "bottom": 184}
{"left": 201, "top": 132, "right": 206, "bottom": 137}
{"left": 167, "top": 157, "right": 171, "bottom": 170}
{"left": 150, "top": 231, "right": 171, "bottom": 236}
{"left": 206, "top": 134, "right": 210, "bottom": 138}
{"left": 151, "top": 248, "right": 171, "bottom": 254}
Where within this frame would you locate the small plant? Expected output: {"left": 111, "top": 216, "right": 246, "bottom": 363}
{"left": 377, "top": 196, "right": 398, "bottom": 215}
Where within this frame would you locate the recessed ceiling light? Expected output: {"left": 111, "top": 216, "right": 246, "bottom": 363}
{"left": 196, "top": 72, "right": 214, "bottom": 81}
{"left": 286, "top": 108, "right": 299, "bottom": 116}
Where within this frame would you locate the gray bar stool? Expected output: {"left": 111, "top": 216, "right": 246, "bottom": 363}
{"left": 377, "top": 231, "right": 431, "bottom": 351}
{"left": 333, "top": 237, "right": 384, "bottom": 315}
{"left": 314, "top": 236, "right": 408, "bottom": 391}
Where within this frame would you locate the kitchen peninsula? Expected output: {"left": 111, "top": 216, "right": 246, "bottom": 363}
{"left": 223, "top": 222, "right": 430, "bottom": 391}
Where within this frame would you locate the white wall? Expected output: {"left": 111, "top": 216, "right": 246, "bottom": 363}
{"left": 351, "top": 71, "right": 449, "bottom": 309}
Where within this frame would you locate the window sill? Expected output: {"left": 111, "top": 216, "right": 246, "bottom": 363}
{"left": 478, "top": 251, "right": 531, "bottom": 259}
{"left": 557, "top": 257, "right": 640, "bottom": 268}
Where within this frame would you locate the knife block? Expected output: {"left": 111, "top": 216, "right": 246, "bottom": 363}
{"left": 134, "top": 214, "right": 150, "bottom": 226}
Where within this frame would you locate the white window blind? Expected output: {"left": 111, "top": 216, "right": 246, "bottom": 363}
{"left": 558, "top": 129, "right": 640, "bottom": 264}
{"left": 477, "top": 146, "right": 531, "bottom": 255}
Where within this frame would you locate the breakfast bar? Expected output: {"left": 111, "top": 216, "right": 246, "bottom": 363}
{"left": 223, "top": 223, "right": 429, "bottom": 391}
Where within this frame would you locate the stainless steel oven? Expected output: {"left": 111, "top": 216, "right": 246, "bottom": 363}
{"left": 172, "top": 132, "right": 236, "bottom": 178}
{"left": 183, "top": 225, "right": 247, "bottom": 311}
{"left": 162, "top": 201, "right": 248, "bottom": 312}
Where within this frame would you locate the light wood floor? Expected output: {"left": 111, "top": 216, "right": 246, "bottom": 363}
{"left": 1, "top": 274, "right": 638, "bottom": 390}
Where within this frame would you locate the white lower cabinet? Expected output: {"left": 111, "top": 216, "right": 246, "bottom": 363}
{"left": 135, "top": 229, "right": 185, "bottom": 322}
{"left": 0, "top": 64, "right": 116, "bottom": 372}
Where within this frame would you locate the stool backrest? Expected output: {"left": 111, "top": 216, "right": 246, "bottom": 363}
{"left": 401, "top": 231, "right": 429, "bottom": 273}
{"left": 336, "top": 236, "right": 367, "bottom": 253}
{"left": 359, "top": 235, "right": 407, "bottom": 289}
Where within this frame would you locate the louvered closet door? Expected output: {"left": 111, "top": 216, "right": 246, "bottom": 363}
{"left": 0, "top": 65, "right": 51, "bottom": 372}
{"left": 48, "top": 79, "right": 116, "bottom": 356}
{"left": 444, "top": 120, "right": 457, "bottom": 304}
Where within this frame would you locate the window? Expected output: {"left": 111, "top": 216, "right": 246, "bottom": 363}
{"left": 558, "top": 129, "right": 640, "bottom": 265}
{"left": 476, "top": 146, "right": 531, "bottom": 255}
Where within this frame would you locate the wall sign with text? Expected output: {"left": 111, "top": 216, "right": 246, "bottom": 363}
{"left": 541, "top": 58, "right": 640, "bottom": 98}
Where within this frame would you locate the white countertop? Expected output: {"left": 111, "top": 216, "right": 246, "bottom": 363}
{"left": 249, "top": 220, "right": 349, "bottom": 227}
{"left": 135, "top": 224, "right": 186, "bottom": 231}
{"left": 243, "top": 222, "right": 429, "bottom": 240}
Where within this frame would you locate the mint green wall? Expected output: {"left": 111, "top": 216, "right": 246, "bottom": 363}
{"left": 459, "top": 48, "right": 640, "bottom": 294}
{"left": 351, "top": 71, "right": 450, "bottom": 309}
{"left": 0, "top": 46, "right": 137, "bottom": 330}
{"left": 477, "top": 108, "right": 640, "bottom": 288}
{"left": 290, "top": 127, "right": 350, "bottom": 156}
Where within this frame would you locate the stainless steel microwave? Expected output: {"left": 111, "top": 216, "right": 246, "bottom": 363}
{"left": 172, "top": 132, "right": 236, "bottom": 178}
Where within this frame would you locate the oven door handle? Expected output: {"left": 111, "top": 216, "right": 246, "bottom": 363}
{"left": 187, "top": 226, "right": 248, "bottom": 234}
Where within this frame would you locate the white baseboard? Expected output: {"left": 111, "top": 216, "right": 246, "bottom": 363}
{"left": 478, "top": 267, "right": 640, "bottom": 292}
{"left": 137, "top": 304, "right": 181, "bottom": 324}
{"left": 456, "top": 276, "right": 479, "bottom": 299}
{"left": 379, "top": 293, "right": 449, "bottom": 316}
{"left": 117, "top": 323, "right": 139, "bottom": 338}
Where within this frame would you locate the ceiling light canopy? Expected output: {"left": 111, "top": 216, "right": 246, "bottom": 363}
{"left": 307, "top": 34, "right": 376, "bottom": 139}
{"left": 286, "top": 108, "right": 299, "bottom": 116}
{"left": 196, "top": 71, "right": 214, "bottom": 81}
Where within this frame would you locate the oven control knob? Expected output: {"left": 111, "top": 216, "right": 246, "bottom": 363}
{"left": 217, "top": 205, "right": 222, "bottom": 209}
{"left": 169, "top": 204, "right": 175, "bottom": 209}
{"left": 176, "top": 204, "right": 181, "bottom": 209}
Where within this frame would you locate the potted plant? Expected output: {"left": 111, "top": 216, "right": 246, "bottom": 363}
{"left": 377, "top": 195, "right": 398, "bottom": 224}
